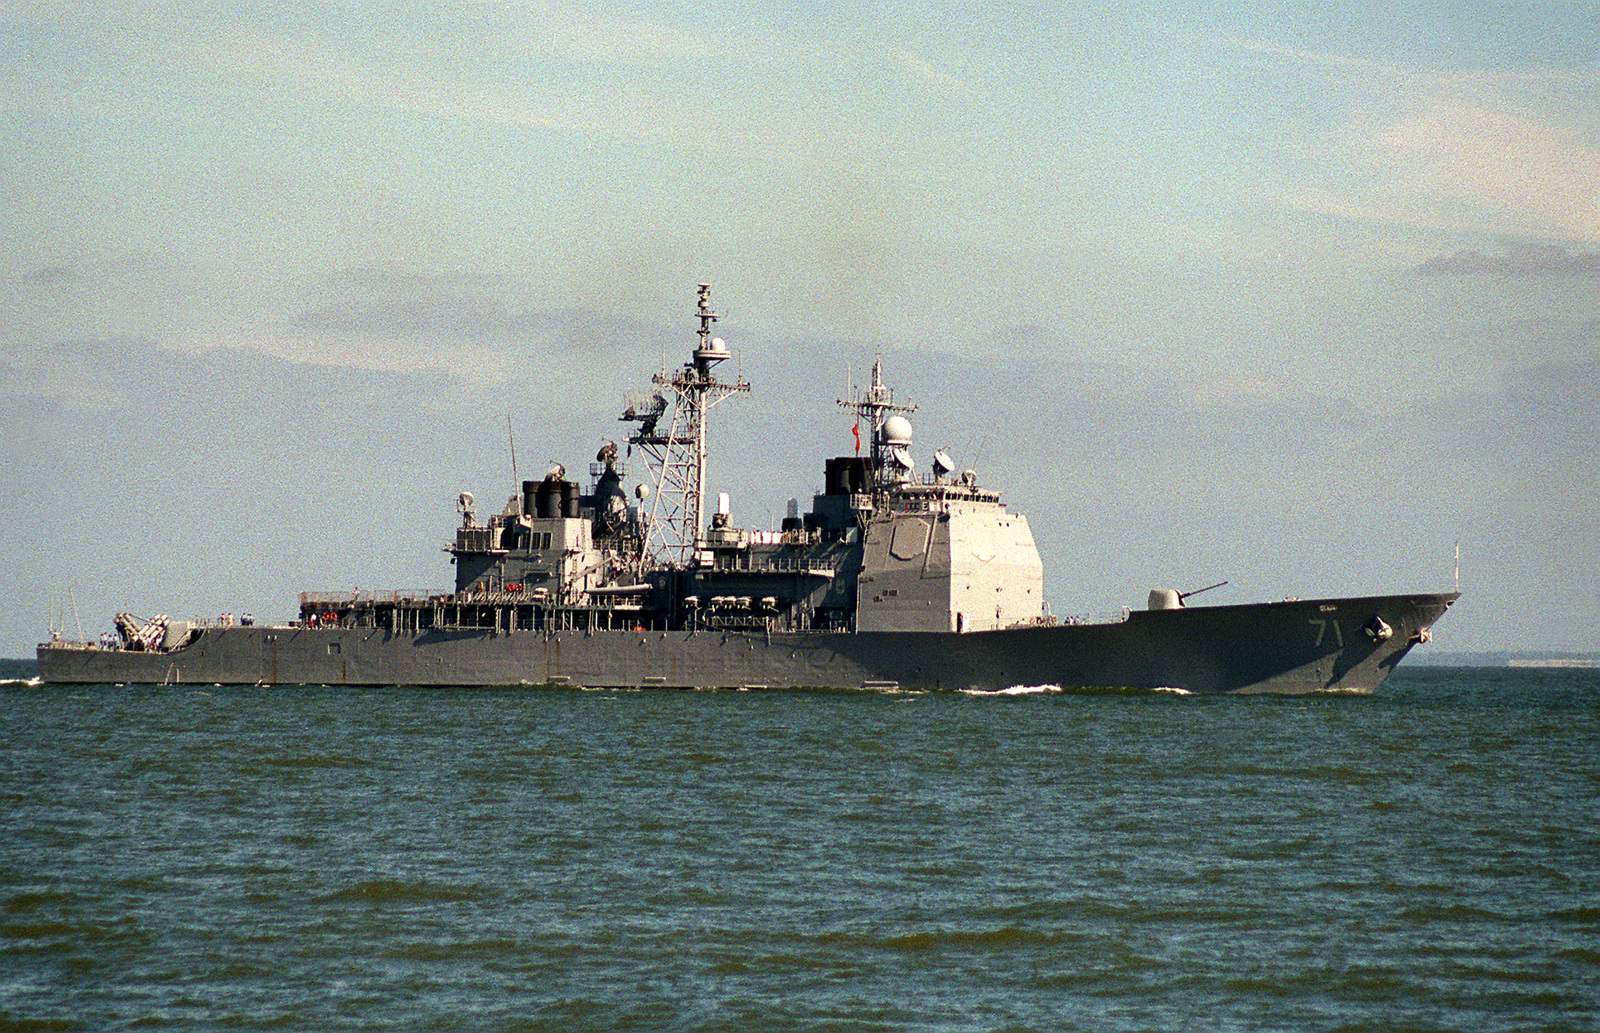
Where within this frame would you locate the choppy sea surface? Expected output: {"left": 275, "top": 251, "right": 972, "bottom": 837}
{"left": 2, "top": 663, "right": 1596, "bottom": 1032}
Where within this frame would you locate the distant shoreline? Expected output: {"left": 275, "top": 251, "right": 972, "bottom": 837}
{"left": 1413, "top": 652, "right": 1600, "bottom": 669}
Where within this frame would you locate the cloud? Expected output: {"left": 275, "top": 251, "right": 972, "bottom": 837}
{"left": 295, "top": 295, "right": 550, "bottom": 338}
{"left": 0, "top": 248, "right": 673, "bottom": 386}
{"left": 495, "top": 2, "right": 768, "bottom": 66}
{"left": 0, "top": 9, "right": 768, "bottom": 160}
{"left": 154, "top": 308, "right": 652, "bottom": 386}
{"left": 0, "top": 339, "right": 136, "bottom": 411}
{"left": 1230, "top": 38, "right": 1600, "bottom": 243}
{"left": 21, "top": 265, "right": 77, "bottom": 285}
{"left": 1222, "top": 37, "right": 1409, "bottom": 82}
{"left": 286, "top": 265, "right": 668, "bottom": 347}
{"left": 274, "top": 292, "right": 662, "bottom": 380}
{"left": 1369, "top": 103, "right": 1599, "bottom": 239}
{"left": 886, "top": 46, "right": 976, "bottom": 99}
{"left": 164, "top": 328, "right": 521, "bottom": 385}
{"left": 1412, "top": 245, "right": 1600, "bottom": 277}
{"left": 1183, "top": 375, "right": 1286, "bottom": 409}
{"left": 172, "top": 14, "right": 787, "bottom": 154}
{"left": 1286, "top": 101, "right": 1600, "bottom": 242}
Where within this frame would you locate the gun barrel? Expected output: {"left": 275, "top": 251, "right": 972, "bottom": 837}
{"left": 1178, "top": 580, "right": 1229, "bottom": 601}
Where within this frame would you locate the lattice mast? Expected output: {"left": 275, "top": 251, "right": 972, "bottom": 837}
{"left": 621, "top": 284, "right": 750, "bottom": 563}
{"left": 838, "top": 358, "right": 917, "bottom": 495}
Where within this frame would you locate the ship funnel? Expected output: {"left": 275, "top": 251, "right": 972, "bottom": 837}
{"left": 535, "top": 470, "right": 567, "bottom": 518}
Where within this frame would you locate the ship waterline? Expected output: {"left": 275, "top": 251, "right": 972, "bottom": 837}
{"left": 39, "top": 593, "right": 1457, "bottom": 695}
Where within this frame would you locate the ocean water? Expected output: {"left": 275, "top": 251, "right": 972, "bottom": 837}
{"left": 2, "top": 664, "right": 1596, "bottom": 1032}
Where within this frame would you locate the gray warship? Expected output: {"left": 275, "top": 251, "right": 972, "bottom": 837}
{"left": 38, "top": 285, "right": 1457, "bottom": 693}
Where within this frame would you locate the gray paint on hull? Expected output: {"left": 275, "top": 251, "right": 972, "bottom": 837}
{"left": 38, "top": 592, "right": 1458, "bottom": 695}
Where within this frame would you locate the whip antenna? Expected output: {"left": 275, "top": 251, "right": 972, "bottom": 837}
{"left": 507, "top": 415, "right": 518, "bottom": 487}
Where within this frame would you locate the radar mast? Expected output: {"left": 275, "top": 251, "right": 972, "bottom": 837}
{"left": 838, "top": 357, "right": 917, "bottom": 494}
{"left": 621, "top": 284, "right": 750, "bottom": 563}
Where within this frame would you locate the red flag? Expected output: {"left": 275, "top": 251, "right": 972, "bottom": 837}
{"left": 852, "top": 419, "right": 860, "bottom": 453}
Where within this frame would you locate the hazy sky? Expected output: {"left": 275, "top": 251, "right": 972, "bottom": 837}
{"left": 5, "top": 0, "right": 1598, "bottom": 657}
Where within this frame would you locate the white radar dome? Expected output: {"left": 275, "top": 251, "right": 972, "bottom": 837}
{"left": 880, "top": 415, "right": 913, "bottom": 444}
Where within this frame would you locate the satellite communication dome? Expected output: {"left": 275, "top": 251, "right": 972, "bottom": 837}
{"left": 881, "top": 415, "right": 913, "bottom": 444}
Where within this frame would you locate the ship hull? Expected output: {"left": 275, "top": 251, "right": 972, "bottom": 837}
{"left": 37, "top": 592, "right": 1457, "bottom": 695}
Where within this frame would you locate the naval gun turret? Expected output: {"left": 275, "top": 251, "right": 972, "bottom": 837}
{"left": 1147, "top": 580, "right": 1230, "bottom": 610}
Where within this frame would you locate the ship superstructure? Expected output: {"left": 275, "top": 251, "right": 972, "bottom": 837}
{"left": 426, "top": 287, "right": 1044, "bottom": 643}
{"left": 38, "top": 285, "right": 1457, "bottom": 694}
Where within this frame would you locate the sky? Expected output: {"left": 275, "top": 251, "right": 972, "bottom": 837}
{"left": 4, "top": 0, "right": 1598, "bottom": 657}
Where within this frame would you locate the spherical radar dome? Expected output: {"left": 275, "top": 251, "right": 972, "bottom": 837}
{"left": 880, "top": 415, "right": 914, "bottom": 445}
